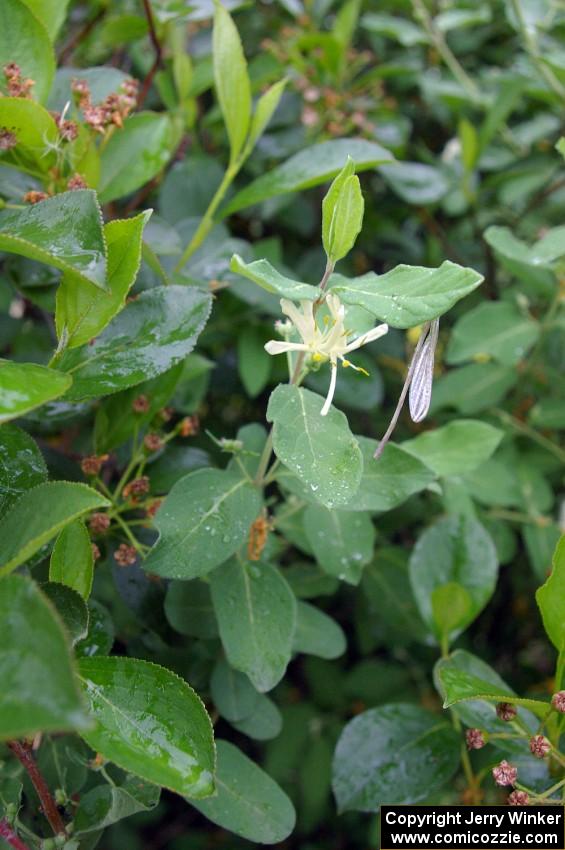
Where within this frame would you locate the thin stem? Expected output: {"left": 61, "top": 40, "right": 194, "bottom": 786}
{"left": 411, "top": 0, "right": 481, "bottom": 104}
{"left": 494, "top": 409, "right": 565, "bottom": 464}
{"left": 174, "top": 165, "right": 238, "bottom": 272}
{"left": 7, "top": 742, "right": 66, "bottom": 837}
{"left": 254, "top": 432, "right": 274, "bottom": 486}
{"left": 138, "top": 0, "right": 164, "bottom": 109}
{"left": 0, "top": 821, "right": 32, "bottom": 850}
{"left": 509, "top": 0, "right": 565, "bottom": 100}
{"left": 113, "top": 513, "right": 149, "bottom": 555}
{"left": 373, "top": 329, "right": 427, "bottom": 459}
{"left": 450, "top": 712, "right": 481, "bottom": 803}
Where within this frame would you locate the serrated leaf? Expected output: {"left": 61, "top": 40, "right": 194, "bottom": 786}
{"left": 49, "top": 520, "right": 94, "bottom": 600}
{"left": 56, "top": 210, "right": 152, "bottom": 350}
{"left": 0, "top": 482, "right": 109, "bottom": 577}
{"left": 230, "top": 254, "right": 319, "bottom": 300}
{"left": 268, "top": 385, "right": 363, "bottom": 509}
{"left": 402, "top": 420, "right": 503, "bottom": 476}
{"left": 78, "top": 656, "right": 215, "bottom": 798}
{"left": 329, "top": 261, "right": 483, "bottom": 328}
{"left": 222, "top": 139, "right": 393, "bottom": 216}
{"left": 57, "top": 286, "right": 211, "bottom": 399}
{"left": 332, "top": 704, "right": 460, "bottom": 812}
{"left": 144, "top": 469, "right": 261, "bottom": 580}
{"left": 0, "top": 574, "right": 89, "bottom": 739}
{"left": 210, "top": 558, "right": 296, "bottom": 692}
{"left": 0, "top": 424, "right": 47, "bottom": 517}
{"left": 438, "top": 663, "right": 551, "bottom": 719}
{"left": 0, "top": 0, "right": 55, "bottom": 103}
{"left": 0, "top": 361, "right": 72, "bottom": 423}
{"left": 190, "top": 740, "right": 295, "bottom": 844}
{"left": 0, "top": 191, "right": 107, "bottom": 289}
{"left": 74, "top": 777, "right": 160, "bottom": 834}
{"left": 213, "top": 2, "right": 251, "bottom": 163}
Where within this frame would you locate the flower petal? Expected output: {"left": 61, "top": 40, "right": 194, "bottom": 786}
{"left": 265, "top": 340, "right": 309, "bottom": 355}
{"left": 320, "top": 360, "right": 338, "bottom": 416}
{"left": 345, "top": 323, "right": 389, "bottom": 353}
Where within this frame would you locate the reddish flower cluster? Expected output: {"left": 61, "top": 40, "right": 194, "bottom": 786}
{"left": 552, "top": 691, "right": 565, "bottom": 712}
{"left": 71, "top": 77, "right": 139, "bottom": 135}
{"left": 465, "top": 728, "right": 486, "bottom": 750}
{"left": 145, "top": 499, "right": 162, "bottom": 519}
{"left": 89, "top": 512, "right": 111, "bottom": 535}
{"left": 144, "top": 433, "right": 163, "bottom": 452}
{"left": 492, "top": 760, "right": 518, "bottom": 787}
{"left": 81, "top": 454, "right": 109, "bottom": 476}
{"left": 496, "top": 702, "right": 517, "bottom": 722}
{"left": 529, "top": 735, "right": 550, "bottom": 759}
{"left": 132, "top": 394, "right": 150, "bottom": 413}
{"left": 123, "top": 476, "right": 150, "bottom": 501}
{"left": 0, "top": 128, "right": 17, "bottom": 151}
{"left": 23, "top": 190, "right": 49, "bottom": 204}
{"left": 91, "top": 543, "right": 101, "bottom": 561}
{"left": 114, "top": 543, "right": 137, "bottom": 566}
{"left": 3, "top": 63, "right": 34, "bottom": 98}
{"left": 179, "top": 415, "right": 199, "bottom": 437}
{"left": 67, "top": 173, "right": 87, "bottom": 190}
{"left": 508, "top": 790, "right": 529, "bottom": 805}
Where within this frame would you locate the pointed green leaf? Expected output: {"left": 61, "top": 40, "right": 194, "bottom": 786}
{"left": 75, "top": 777, "right": 160, "bottom": 834}
{"left": 190, "top": 740, "right": 295, "bottom": 844}
{"left": 49, "top": 520, "right": 94, "bottom": 600}
{"left": 222, "top": 139, "right": 393, "bottom": 216}
{"left": 245, "top": 78, "right": 287, "bottom": 155}
{"left": 56, "top": 210, "right": 152, "bottom": 350}
{"left": 213, "top": 2, "right": 251, "bottom": 163}
{"left": 41, "top": 582, "right": 89, "bottom": 645}
{"left": 322, "top": 156, "right": 355, "bottom": 256}
{"left": 0, "top": 575, "right": 89, "bottom": 739}
{"left": 144, "top": 469, "right": 261, "bottom": 580}
{"left": 329, "top": 261, "right": 483, "bottom": 328}
{"left": 0, "top": 361, "right": 72, "bottom": 423}
{"left": 326, "top": 174, "right": 364, "bottom": 263}
{"left": 0, "top": 424, "right": 47, "bottom": 517}
{"left": 0, "top": 482, "right": 109, "bottom": 576}
{"left": 268, "top": 385, "right": 363, "bottom": 509}
{"left": 0, "top": 0, "right": 55, "bottom": 103}
{"left": 536, "top": 535, "right": 565, "bottom": 652}
{"left": 230, "top": 254, "right": 319, "bottom": 300}
{"left": 0, "top": 191, "right": 107, "bottom": 289}
{"left": 210, "top": 559, "right": 296, "bottom": 693}
{"left": 438, "top": 663, "right": 551, "bottom": 719}
{"left": 484, "top": 225, "right": 565, "bottom": 289}
{"left": 78, "top": 657, "right": 215, "bottom": 798}
{"left": 402, "top": 420, "right": 503, "bottom": 477}
{"left": 57, "top": 286, "right": 212, "bottom": 399}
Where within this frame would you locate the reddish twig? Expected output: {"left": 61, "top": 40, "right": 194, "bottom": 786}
{"left": 138, "top": 0, "right": 164, "bottom": 109}
{"left": 7, "top": 742, "right": 66, "bottom": 837}
{"left": 0, "top": 820, "right": 32, "bottom": 850}
{"left": 58, "top": 7, "right": 106, "bottom": 64}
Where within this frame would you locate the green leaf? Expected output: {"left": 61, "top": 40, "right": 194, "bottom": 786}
{"left": 361, "top": 549, "right": 428, "bottom": 646}
{"left": 446, "top": 302, "right": 540, "bottom": 366}
{"left": 41, "top": 581, "right": 89, "bottom": 645}
{"left": 237, "top": 326, "right": 272, "bottom": 398}
{"left": 0, "top": 97, "right": 59, "bottom": 171}
{"left": 98, "top": 113, "right": 177, "bottom": 203}
{"left": 434, "top": 650, "right": 537, "bottom": 749}
{"left": 332, "top": 703, "right": 460, "bottom": 812}
{"left": 325, "top": 173, "right": 364, "bottom": 263}
{"left": 222, "top": 139, "right": 394, "bottom": 216}
{"left": 340, "top": 438, "right": 435, "bottom": 512}
{"left": 231, "top": 693, "right": 282, "bottom": 741}
{"left": 19, "top": 0, "right": 70, "bottom": 40}
{"left": 329, "top": 261, "right": 483, "bottom": 328}
{"left": 402, "top": 420, "right": 503, "bottom": 477}
{"left": 361, "top": 12, "right": 427, "bottom": 46}
{"left": 230, "top": 254, "right": 320, "bottom": 300}
{"left": 49, "top": 520, "right": 94, "bottom": 600}
{"left": 213, "top": 2, "right": 251, "bottom": 163}
{"left": 431, "top": 582, "right": 473, "bottom": 645}
{"left": 78, "top": 656, "right": 215, "bottom": 798}
{"left": 75, "top": 777, "right": 160, "bottom": 834}
{"left": 409, "top": 515, "right": 498, "bottom": 642}
{"left": 379, "top": 162, "right": 449, "bottom": 205}
{"left": 164, "top": 579, "right": 218, "bottom": 639}
{"left": 190, "top": 740, "right": 295, "bottom": 844}
{"left": 322, "top": 157, "right": 355, "bottom": 258}
{"left": 536, "top": 535, "right": 565, "bottom": 652}
{"left": 303, "top": 505, "right": 374, "bottom": 584}
{"left": 210, "top": 558, "right": 296, "bottom": 692}
{"left": 56, "top": 211, "right": 152, "bottom": 350}
{"left": 76, "top": 599, "right": 114, "bottom": 659}
{"left": 0, "top": 190, "right": 107, "bottom": 289}
{"left": 210, "top": 658, "right": 259, "bottom": 722}
{"left": 0, "top": 424, "right": 46, "bottom": 517}
{"left": 0, "top": 481, "right": 109, "bottom": 577}
{"left": 484, "top": 226, "right": 565, "bottom": 290}
{"left": 430, "top": 362, "right": 518, "bottom": 415}
{"left": 268, "top": 385, "right": 363, "bottom": 509}
{"left": 57, "top": 286, "right": 212, "bottom": 400}
{"left": 0, "top": 574, "right": 89, "bottom": 739}
{"left": 438, "top": 663, "right": 551, "bottom": 720}
{"left": 292, "top": 600, "right": 346, "bottom": 659}
{"left": 0, "top": 361, "right": 72, "bottom": 423}
{"left": 144, "top": 469, "right": 261, "bottom": 580}
{"left": 245, "top": 78, "right": 287, "bottom": 155}
{"left": 0, "top": 0, "right": 55, "bottom": 103}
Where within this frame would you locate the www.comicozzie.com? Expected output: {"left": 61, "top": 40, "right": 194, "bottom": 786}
{"left": 380, "top": 806, "right": 565, "bottom": 849}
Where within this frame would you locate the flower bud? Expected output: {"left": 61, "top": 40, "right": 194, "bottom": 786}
{"left": 496, "top": 702, "right": 517, "bottom": 722}
{"left": 492, "top": 760, "right": 517, "bottom": 786}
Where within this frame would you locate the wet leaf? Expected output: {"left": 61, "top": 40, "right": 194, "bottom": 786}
{"left": 0, "top": 361, "right": 72, "bottom": 423}
{"left": 78, "top": 656, "right": 215, "bottom": 798}
{"left": 75, "top": 777, "right": 160, "bottom": 834}
{"left": 0, "top": 0, "right": 55, "bottom": 102}
{"left": 0, "top": 424, "right": 47, "bottom": 517}
{"left": 49, "top": 520, "right": 94, "bottom": 600}
{"left": 303, "top": 505, "right": 375, "bottom": 584}
{"left": 41, "top": 581, "right": 89, "bottom": 645}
